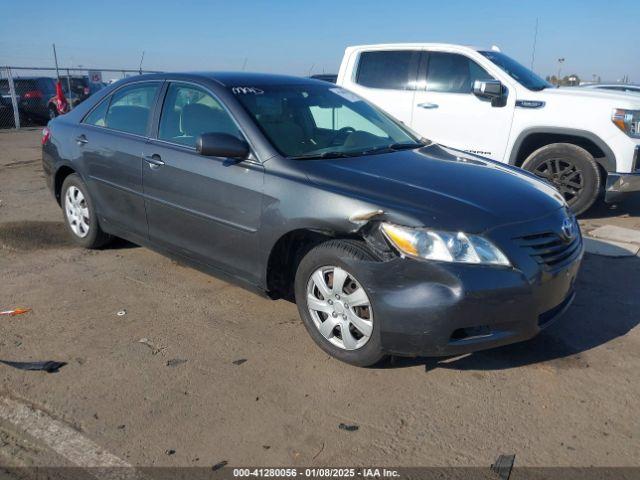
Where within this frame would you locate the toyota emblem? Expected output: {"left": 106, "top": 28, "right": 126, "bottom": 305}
{"left": 561, "top": 217, "right": 576, "bottom": 241}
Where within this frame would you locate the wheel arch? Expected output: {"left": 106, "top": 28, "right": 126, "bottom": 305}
{"left": 265, "top": 228, "right": 362, "bottom": 302}
{"left": 54, "top": 164, "right": 77, "bottom": 205}
{"left": 508, "top": 128, "right": 616, "bottom": 173}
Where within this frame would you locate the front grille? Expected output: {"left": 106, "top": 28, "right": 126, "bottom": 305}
{"left": 515, "top": 231, "right": 582, "bottom": 269}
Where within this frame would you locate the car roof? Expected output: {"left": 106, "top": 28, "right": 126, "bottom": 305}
{"left": 121, "top": 72, "right": 324, "bottom": 87}
{"left": 345, "top": 43, "right": 493, "bottom": 54}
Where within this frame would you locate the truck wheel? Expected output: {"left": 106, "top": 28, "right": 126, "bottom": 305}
{"left": 61, "top": 174, "right": 111, "bottom": 249}
{"left": 294, "top": 239, "right": 386, "bottom": 367}
{"left": 521, "top": 143, "right": 601, "bottom": 215}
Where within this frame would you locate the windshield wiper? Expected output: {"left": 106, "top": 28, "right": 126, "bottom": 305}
{"left": 358, "top": 142, "right": 426, "bottom": 156}
{"left": 289, "top": 151, "right": 358, "bottom": 160}
{"left": 389, "top": 142, "right": 426, "bottom": 150}
{"left": 290, "top": 142, "right": 426, "bottom": 160}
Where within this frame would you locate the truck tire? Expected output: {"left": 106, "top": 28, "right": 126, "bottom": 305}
{"left": 61, "top": 174, "right": 111, "bottom": 249}
{"left": 521, "top": 143, "right": 601, "bottom": 215}
{"left": 294, "top": 239, "right": 386, "bottom": 367}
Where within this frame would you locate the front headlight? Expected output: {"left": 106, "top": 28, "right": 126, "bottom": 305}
{"left": 612, "top": 109, "right": 640, "bottom": 138}
{"left": 381, "top": 223, "right": 511, "bottom": 266}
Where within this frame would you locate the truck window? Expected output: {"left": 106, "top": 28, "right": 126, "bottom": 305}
{"left": 425, "top": 52, "right": 493, "bottom": 93}
{"left": 355, "top": 51, "right": 420, "bottom": 90}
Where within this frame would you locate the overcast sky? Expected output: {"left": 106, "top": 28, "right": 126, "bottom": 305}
{"left": 1, "top": 0, "right": 638, "bottom": 82}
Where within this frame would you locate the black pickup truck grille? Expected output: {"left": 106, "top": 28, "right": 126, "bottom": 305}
{"left": 515, "top": 232, "right": 582, "bottom": 269}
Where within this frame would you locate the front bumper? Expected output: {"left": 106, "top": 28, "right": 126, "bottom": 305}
{"left": 605, "top": 172, "right": 640, "bottom": 203}
{"left": 350, "top": 208, "right": 583, "bottom": 357}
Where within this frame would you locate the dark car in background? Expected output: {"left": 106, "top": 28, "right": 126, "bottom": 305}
{"left": 49, "top": 75, "right": 106, "bottom": 117}
{"left": 42, "top": 72, "right": 582, "bottom": 366}
{"left": 0, "top": 76, "right": 57, "bottom": 125}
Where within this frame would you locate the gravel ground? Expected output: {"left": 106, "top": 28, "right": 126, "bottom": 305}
{"left": 0, "top": 128, "right": 639, "bottom": 469}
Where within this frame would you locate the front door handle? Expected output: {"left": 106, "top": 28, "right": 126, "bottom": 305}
{"left": 75, "top": 135, "right": 88, "bottom": 145}
{"left": 144, "top": 154, "right": 164, "bottom": 169}
{"left": 417, "top": 102, "right": 439, "bottom": 109}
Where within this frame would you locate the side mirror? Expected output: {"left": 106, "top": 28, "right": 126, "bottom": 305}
{"left": 473, "top": 79, "right": 503, "bottom": 98}
{"left": 196, "top": 133, "right": 250, "bottom": 159}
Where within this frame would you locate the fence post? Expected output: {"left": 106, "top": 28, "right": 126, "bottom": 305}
{"left": 6, "top": 67, "right": 20, "bottom": 129}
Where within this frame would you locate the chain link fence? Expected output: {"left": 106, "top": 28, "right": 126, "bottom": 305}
{"left": 0, "top": 66, "right": 161, "bottom": 129}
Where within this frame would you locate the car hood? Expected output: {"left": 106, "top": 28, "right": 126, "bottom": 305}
{"left": 298, "top": 144, "right": 566, "bottom": 232}
{"left": 537, "top": 86, "right": 640, "bottom": 107}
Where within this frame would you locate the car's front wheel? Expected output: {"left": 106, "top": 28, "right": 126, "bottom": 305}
{"left": 61, "top": 174, "right": 111, "bottom": 249}
{"left": 521, "top": 143, "right": 601, "bottom": 215}
{"left": 294, "top": 239, "right": 386, "bottom": 367}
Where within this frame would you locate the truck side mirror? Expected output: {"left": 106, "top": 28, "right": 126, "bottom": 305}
{"left": 473, "top": 80, "right": 506, "bottom": 106}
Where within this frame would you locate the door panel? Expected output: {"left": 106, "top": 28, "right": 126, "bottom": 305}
{"left": 79, "top": 127, "right": 148, "bottom": 239}
{"left": 143, "top": 82, "right": 264, "bottom": 282}
{"left": 142, "top": 143, "right": 264, "bottom": 281}
{"left": 411, "top": 52, "right": 514, "bottom": 161}
{"left": 78, "top": 81, "right": 161, "bottom": 240}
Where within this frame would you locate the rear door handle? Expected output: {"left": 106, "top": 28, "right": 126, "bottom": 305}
{"left": 144, "top": 154, "right": 164, "bottom": 169}
{"left": 75, "top": 135, "right": 88, "bottom": 145}
{"left": 417, "top": 102, "right": 439, "bottom": 109}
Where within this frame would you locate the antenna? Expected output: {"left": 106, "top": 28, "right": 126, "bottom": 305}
{"left": 241, "top": 58, "right": 248, "bottom": 71}
{"left": 530, "top": 17, "right": 538, "bottom": 70}
{"left": 139, "top": 51, "right": 145, "bottom": 74}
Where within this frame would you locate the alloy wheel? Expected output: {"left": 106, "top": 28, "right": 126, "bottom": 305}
{"left": 64, "top": 186, "right": 90, "bottom": 238}
{"left": 306, "top": 266, "right": 373, "bottom": 350}
{"left": 533, "top": 158, "right": 585, "bottom": 205}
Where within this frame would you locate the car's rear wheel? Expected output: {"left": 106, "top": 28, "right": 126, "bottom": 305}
{"left": 61, "top": 174, "right": 111, "bottom": 249}
{"left": 521, "top": 143, "right": 601, "bottom": 215}
{"left": 294, "top": 239, "right": 386, "bottom": 367}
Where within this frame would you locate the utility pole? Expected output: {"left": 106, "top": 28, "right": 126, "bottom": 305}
{"left": 530, "top": 17, "right": 538, "bottom": 70}
{"left": 52, "top": 44, "right": 60, "bottom": 81}
{"left": 556, "top": 58, "right": 565, "bottom": 86}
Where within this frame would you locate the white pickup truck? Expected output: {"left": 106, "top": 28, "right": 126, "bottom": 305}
{"left": 337, "top": 43, "right": 640, "bottom": 214}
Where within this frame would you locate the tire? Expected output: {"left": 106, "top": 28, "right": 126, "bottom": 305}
{"left": 48, "top": 104, "right": 58, "bottom": 120}
{"left": 294, "top": 239, "right": 386, "bottom": 367}
{"left": 61, "top": 174, "right": 111, "bottom": 249}
{"left": 521, "top": 143, "right": 601, "bottom": 215}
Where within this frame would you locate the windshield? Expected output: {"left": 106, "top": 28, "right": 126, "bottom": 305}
{"left": 231, "top": 84, "right": 421, "bottom": 158}
{"left": 479, "top": 51, "right": 552, "bottom": 91}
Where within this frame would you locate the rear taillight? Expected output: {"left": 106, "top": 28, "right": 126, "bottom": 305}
{"left": 24, "top": 90, "right": 43, "bottom": 99}
{"left": 42, "top": 127, "right": 51, "bottom": 145}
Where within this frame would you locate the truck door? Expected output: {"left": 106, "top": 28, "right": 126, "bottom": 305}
{"left": 411, "top": 51, "right": 514, "bottom": 161}
{"left": 339, "top": 49, "right": 420, "bottom": 126}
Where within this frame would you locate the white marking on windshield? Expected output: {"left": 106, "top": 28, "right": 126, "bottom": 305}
{"left": 232, "top": 87, "right": 264, "bottom": 95}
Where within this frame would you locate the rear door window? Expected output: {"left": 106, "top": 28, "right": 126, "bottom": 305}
{"left": 424, "top": 52, "right": 494, "bottom": 93}
{"left": 355, "top": 50, "right": 420, "bottom": 90}
{"left": 96, "top": 83, "right": 159, "bottom": 136}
